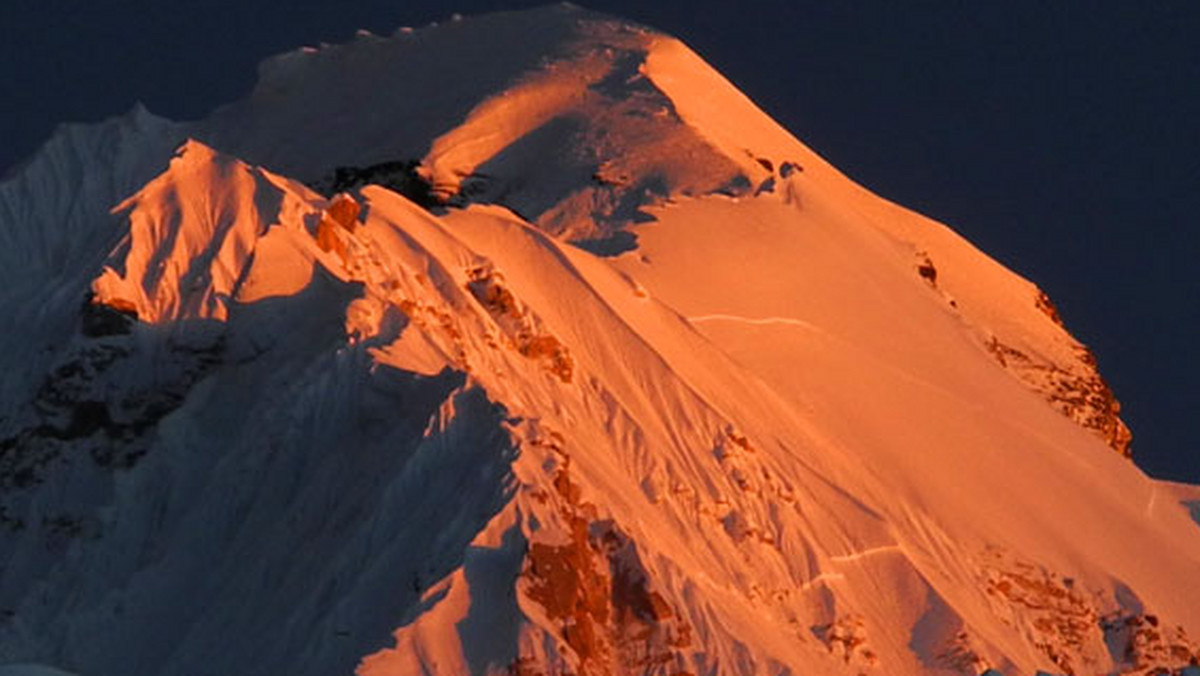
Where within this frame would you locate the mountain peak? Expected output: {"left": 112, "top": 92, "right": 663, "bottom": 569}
{"left": 92, "top": 139, "right": 325, "bottom": 323}
{"left": 0, "top": 8, "right": 1192, "bottom": 676}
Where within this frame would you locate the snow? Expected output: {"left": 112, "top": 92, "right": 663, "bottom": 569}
{"left": 92, "top": 140, "right": 328, "bottom": 322}
{"left": 0, "top": 6, "right": 1197, "bottom": 676}
{"left": 1158, "top": 480, "right": 1200, "bottom": 529}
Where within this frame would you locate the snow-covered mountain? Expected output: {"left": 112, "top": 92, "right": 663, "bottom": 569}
{"left": 1, "top": 5, "right": 1196, "bottom": 676}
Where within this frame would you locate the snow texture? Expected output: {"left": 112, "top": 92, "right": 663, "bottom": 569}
{"left": 0, "top": 5, "right": 1196, "bottom": 676}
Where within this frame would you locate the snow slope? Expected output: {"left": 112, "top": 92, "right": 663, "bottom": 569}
{"left": 0, "top": 5, "right": 1195, "bottom": 676}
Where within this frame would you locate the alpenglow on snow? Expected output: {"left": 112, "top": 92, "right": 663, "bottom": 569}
{"left": 0, "top": 6, "right": 1197, "bottom": 676}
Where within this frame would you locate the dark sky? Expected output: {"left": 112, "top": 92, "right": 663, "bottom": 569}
{"left": 2, "top": 1, "right": 1197, "bottom": 481}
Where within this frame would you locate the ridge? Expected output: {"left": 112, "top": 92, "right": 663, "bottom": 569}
{"left": 0, "top": 7, "right": 1190, "bottom": 676}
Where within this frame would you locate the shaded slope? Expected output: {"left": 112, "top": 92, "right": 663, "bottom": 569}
{"left": 0, "top": 7, "right": 1194, "bottom": 676}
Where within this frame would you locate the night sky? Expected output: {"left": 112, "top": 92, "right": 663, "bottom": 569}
{"left": 2, "top": 1, "right": 1197, "bottom": 481}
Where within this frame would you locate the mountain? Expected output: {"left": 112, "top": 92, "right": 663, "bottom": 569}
{"left": 1, "top": 5, "right": 1196, "bottom": 676}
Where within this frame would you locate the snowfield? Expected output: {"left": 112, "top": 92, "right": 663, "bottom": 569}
{"left": 0, "top": 5, "right": 1196, "bottom": 676}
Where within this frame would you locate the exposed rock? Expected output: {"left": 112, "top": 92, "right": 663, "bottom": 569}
{"left": 467, "top": 266, "right": 573, "bottom": 383}
{"left": 916, "top": 253, "right": 938, "bottom": 286}
{"left": 987, "top": 336, "right": 1132, "bottom": 457}
{"left": 932, "top": 630, "right": 992, "bottom": 675}
{"left": 518, "top": 449, "right": 692, "bottom": 676}
{"left": 310, "top": 159, "right": 439, "bottom": 208}
{"left": 1103, "top": 611, "right": 1200, "bottom": 675}
{"left": 812, "top": 615, "right": 878, "bottom": 670}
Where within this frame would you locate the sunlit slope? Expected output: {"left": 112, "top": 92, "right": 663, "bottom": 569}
{"left": 189, "top": 3, "right": 1128, "bottom": 457}
{"left": 0, "top": 5, "right": 1195, "bottom": 676}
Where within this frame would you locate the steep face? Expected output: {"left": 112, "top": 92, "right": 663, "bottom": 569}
{"left": 191, "top": 3, "right": 1134, "bottom": 457}
{"left": 92, "top": 141, "right": 328, "bottom": 322}
{"left": 0, "top": 104, "right": 179, "bottom": 294}
{"left": 0, "top": 104, "right": 182, "bottom": 421}
{"left": 0, "top": 7, "right": 1193, "bottom": 676}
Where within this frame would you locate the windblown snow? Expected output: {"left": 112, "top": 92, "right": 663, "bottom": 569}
{"left": 0, "top": 5, "right": 1195, "bottom": 676}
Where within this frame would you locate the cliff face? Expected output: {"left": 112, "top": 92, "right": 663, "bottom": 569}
{"left": 0, "top": 6, "right": 1193, "bottom": 676}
